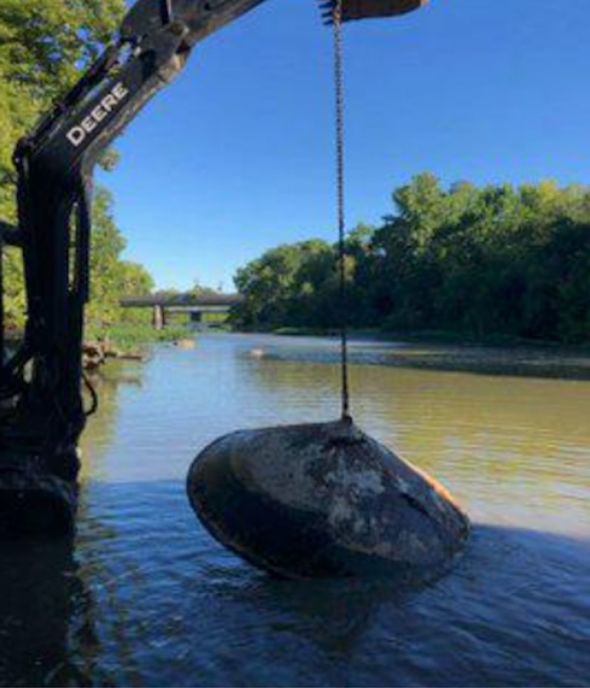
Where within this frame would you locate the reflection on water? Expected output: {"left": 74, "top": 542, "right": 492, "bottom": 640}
{"left": 0, "top": 334, "right": 588, "bottom": 686}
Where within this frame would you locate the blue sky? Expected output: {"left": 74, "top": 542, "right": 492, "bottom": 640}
{"left": 97, "top": 0, "right": 590, "bottom": 292}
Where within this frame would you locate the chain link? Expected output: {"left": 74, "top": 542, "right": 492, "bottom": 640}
{"left": 333, "top": 0, "right": 351, "bottom": 422}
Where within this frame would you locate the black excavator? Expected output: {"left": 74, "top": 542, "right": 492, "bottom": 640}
{"left": 0, "top": 0, "right": 427, "bottom": 536}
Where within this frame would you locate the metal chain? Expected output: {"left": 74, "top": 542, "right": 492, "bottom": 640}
{"left": 333, "top": 0, "right": 351, "bottom": 422}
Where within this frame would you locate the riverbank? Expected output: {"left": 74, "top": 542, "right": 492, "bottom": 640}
{"left": 5, "top": 322, "right": 196, "bottom": 371}
{"left": 267, "top": 328, "right": 590, "bottom": 380}
{"left": 82, "top": 323, "right": 194, "bottom": 371}
{"left": 86, "top": 322, "right": 192, "bottom": 348}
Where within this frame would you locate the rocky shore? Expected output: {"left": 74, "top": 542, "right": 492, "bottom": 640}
{"left": 82, "top": 340, "right": 145, "bottom": 371}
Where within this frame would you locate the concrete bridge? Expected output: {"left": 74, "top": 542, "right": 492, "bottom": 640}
{"left": 121, "top": 292, "right": 243, "bottom": 330}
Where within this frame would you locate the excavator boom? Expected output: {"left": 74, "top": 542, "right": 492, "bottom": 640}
{"left": 321, "top": 0, "right": 428, "bottom": 23}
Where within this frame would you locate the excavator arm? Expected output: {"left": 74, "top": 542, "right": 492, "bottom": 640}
{"left": 0, "top": 0, "right": 427, "bottom": 535}
{"left": 10, "top": 0, "right": 266, "bottom": 435}
{"left": 320, "top": 0, "right": 427, "bottom": 23}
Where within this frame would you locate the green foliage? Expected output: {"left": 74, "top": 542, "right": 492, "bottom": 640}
{"left": 0, "top": 0, "right": 125, "bottom": 198}
{"left": 1, "top": 246, "right": 25, "bottom": 330}
{"left": 232, "top": 174, "right": 590, "bottom": 344}
{"left": 86, "top": 322, "right": 190, "bottom": 350}
{"left": 86, "top": 188, "right": 154, "bottom": 334}
{"left": 233, "top": 239, "right": 337, "bottom": 329}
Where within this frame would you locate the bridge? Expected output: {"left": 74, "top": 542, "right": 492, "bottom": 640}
{"left": 121, "top": 292, "right": 243, "bottom": 330}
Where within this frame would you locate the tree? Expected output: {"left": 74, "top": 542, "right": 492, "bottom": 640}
{"left": 86, "top": 188, "right": 154, "bottom": 332}
{"left": 232, "top": 240, "right": 335, "bottom": 329}
{"left": 232, "top": 175, "right": 590, "bottom": 344}
{"left": 0, "top": 0, "right": 125, "bottom": 206}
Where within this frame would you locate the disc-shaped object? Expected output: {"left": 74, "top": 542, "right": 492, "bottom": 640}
{"left": 188, "top": 420, "right": 469, "bottom": 580}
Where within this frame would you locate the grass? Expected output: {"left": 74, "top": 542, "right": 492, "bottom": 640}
{"left": 86, "top": 321, "right": 192, "bottom": 350}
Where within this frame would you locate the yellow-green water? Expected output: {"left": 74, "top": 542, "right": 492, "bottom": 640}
{"left": 1, "top": 334, "right": 588, "bottom": 686}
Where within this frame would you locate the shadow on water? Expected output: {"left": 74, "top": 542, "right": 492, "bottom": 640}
{"left": 0, "top": 538, "right": 96, "bottom": 687}
{"left": 1, "top": 480, "right": 588, "bottom": 687}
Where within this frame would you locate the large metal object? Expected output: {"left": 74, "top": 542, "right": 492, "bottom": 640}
{"left": 188, "top": 420, "right": 469, "bottom": 580}
{"left": 320, "top": 0, "right": 428, "bottom": 23}
{"left": 0, "top": 0, "right": 428, "bottom": 535}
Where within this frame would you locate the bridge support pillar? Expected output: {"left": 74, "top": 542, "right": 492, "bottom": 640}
{"left": 190, "top": 311, "right": 203, "bottom": 324}
{"left": 152, "top": 304, "right": 166, "bottom": 331}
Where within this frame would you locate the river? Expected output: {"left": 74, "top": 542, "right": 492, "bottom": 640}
{"left": 1, "top": 333, "right": 588, "bottom": 686}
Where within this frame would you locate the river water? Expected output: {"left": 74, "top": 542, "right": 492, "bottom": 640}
{"left": 0, "top": 333, "right": 588, "bottom": 687}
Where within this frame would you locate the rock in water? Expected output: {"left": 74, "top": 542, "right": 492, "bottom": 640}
{"left": 187, "top": 420, "right": 469, "bottom": 580}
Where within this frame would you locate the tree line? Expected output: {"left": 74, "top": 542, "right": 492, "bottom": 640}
{"left": 231, "top": 173, "right": 590, "bottom": 344}
{"left": 3, "top": 5, "right": 588, "bottom": 346}
{"left": 0, "top": 0, "right": 153, "bottom": 337}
